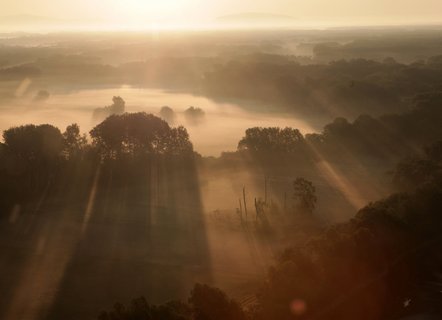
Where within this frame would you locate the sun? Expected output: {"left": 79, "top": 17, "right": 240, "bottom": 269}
{"left": 107, "top": 0, "right": 206, "bottom": 30}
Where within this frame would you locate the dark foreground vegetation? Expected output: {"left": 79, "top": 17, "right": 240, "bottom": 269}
{"left": 96, "top": 140, "right": 442, "bottom": 320}
{"left": 0, "top": 112, "right": 195, "bottom": 212}
{"left": 0, "top": 113, "right": 211, "bottom": 320}
{"left": 0, "top": 91, "right": 442, "bottom": 319}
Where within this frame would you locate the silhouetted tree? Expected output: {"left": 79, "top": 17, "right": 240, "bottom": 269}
{"left": 238, "top": 127, "right": 304, "bottom": 154}
{"left": 292, "top": 178, "right": 317, "bottom": 214}
{"left": 98, "top": 297, "right": 191, "bottom": 320}
{"left": 93, "top": 96, "right": 126, "bottom": 121}
{"left": 184, "top": 107, "right": 205, "bottom": 126}
{"left": 160, "top": 106, "right": 176, "bottom": 124}
{"left": 189, "top": 284, "right": 246, "bottom": 320}
{"left": 1, "top": 124, "right": 63, "bottom": 196}
{"left": 97, "top": 284, "right": 246, "bottom": 320}
{"left": 393, "top": 141, "right": 442, "bottom": 191}
{"left": 3, "top": 124, "right": 63, "bottom": 164}
{"left": 63, "top": 123, "right": 88, "bottom": 159}
{"left": 90, "top": 112, "right": 193, "bottom": 159}
{"left": 158, "top": 126, "right": 194, "bottom": 156}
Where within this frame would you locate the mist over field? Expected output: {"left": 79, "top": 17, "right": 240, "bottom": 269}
{"left": 0, "top": 1, "right": 442, "bottom": 319}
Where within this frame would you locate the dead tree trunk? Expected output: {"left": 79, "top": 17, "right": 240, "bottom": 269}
{"left": 243, "top": 186, "right": 248, "bottom": 220}
{"left": 264, "top": 176, "right": 268, "bottom": 204}
{"left": 239, "top": 198, "right": 243, "bottom": 223}
{"left": 157, "top": 162, "right": 160, "bottom": 206}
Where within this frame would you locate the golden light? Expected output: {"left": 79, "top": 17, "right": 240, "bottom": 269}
{"left": 114, "top": 0, "right": 187, "bottom": 16}
{"left": 107, "top": 0, "right": 204, "bottom": 30}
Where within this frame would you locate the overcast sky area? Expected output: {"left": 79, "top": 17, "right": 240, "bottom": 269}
{"left": 1, "top": 0, "right": 442, "bottom": 30}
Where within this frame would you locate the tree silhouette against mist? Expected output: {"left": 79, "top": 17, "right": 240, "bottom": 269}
{"left": 90, "top": 112, "right": 193, "bottom": 159}
{"left": 0, "top": 124, "right": 63, "bottom": 198}
{"left": 238, "top": 127, "right": 304, "bottom": 154}
{"left": 184, "top": 107, "right": 205, "bottom": 126}
{"left": 292, "top": 177, "right": 317, "bottom": 214}
{"left": 0, "top": 111, "right": 197, "bottom": 212}
{"left": 93, "top": 96, "right": 126, "bottom": 121}
{"left": 98, "top": 284, "right": 245, "bottom": 320}
{"left": 63, "top": 123, "right": 88, "bottom": 160}
{"left": 3, "top": 124, "right": 63, "bottom": 164}
{"left": 160, "top": 106, "right": 177, "bottom": 124}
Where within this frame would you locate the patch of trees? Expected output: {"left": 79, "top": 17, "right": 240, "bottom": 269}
{"left": 307, "top": 92, "right": 442, "bottom": 164}
{"left": 160, "top": 106, "right": 176, "bottom": 124}
{"left": 292, "top": 178, "right": 317, "bottom": 214}
{"left": 313, "top": 36, "right": 442, "bottom": 63}
{"left": 0, "top": 124, "right": 64, "bottom": 200}
{"left": 93, "top": 96, "right": 126, "bottom": 122}
{"left": 202, "top": 54, "right": 442, "bottom": 119}
{"left": 184, "top": 107, "right": 206, "bottom": 126}
{"left": 0, "top": 64, "right": 41, "bottom": 80}
{"left": 234, "top": 127, "right": 311, "bottom": 168}
{"left": 238, "top": 127, "right": 304, "bottom": 155}
{"left": 33, "top": 54, "right": 119, "bottom": 81}
{"left": 0, "top": 111, "right": 195, "bottom": 212}
{"left": 90, "top": 112, "right": 193, "bottom": 158}
{"left": 218, "top": 92, "right": 442, "bottom": 171}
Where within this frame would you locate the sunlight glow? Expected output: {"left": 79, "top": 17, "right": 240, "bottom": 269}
{"left": 120, "top": 0, "right": 186, "bottom": 13}
{"left": 112, "top": 0, "right": 192, "bottom": 24}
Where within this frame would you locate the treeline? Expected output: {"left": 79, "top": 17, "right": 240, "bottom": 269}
{"left": 0, "top": 55, "right": 213, "bottom": 91}
{"left": 0, "top": 112, "right": 196, "bottom": 213}
{"left": 2, "top": 49, "right": 442, "bottom": 123}
{"left": 97, "top": 141, "right": 442, "bottom": 320}
{"left": 313, "top": 34, "right": 442, "bottom": 63}
{"left": 203, "top": 54, "right": 442, "bottom": 119}
{"left": 2, "top": 91, "right": 441, "bottom": 213}
{"left": 98, "top": 284, "right": 246, "bottom": 320}
{"left": 217, "top": 92, "right": 442, "bottom": 171}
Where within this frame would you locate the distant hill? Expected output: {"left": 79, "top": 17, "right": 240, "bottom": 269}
{"left": 216, "top": 12, "right": 296, "bottom": 28}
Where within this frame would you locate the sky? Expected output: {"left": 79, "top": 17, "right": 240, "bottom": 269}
{"left": 1, "top": 0, "right": 442, "bottom": 29}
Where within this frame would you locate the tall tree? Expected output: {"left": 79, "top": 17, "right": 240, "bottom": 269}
{"left": 292, "top": 177, "right": 317, "bottom": 214}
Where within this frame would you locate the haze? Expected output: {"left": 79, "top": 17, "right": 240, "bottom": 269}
{"left": 1, "top": 0, "right": 442, "bottom": 30}
{"left": 1, "top": 1, "right": 442, "bottom": 320}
